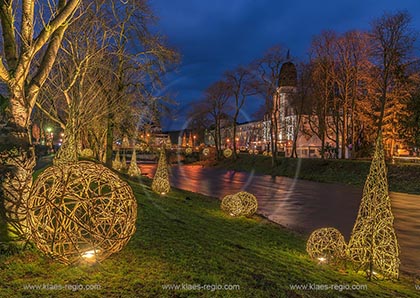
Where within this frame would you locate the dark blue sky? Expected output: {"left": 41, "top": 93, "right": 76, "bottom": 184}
{"left": 149, "top": 0, "right": 420, "bottom": 131}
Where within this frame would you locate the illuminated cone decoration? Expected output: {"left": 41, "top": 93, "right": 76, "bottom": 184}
{"left": 128, "top": 149, "right": 142, "bottom": 177}
{"left": 151, "top": 148, "right": 170, "bottom": 194}
{"left": 348, "top": 133, "right": 400, "bottom": 279}
{"left": 121, "top": 152, "right": 127, "bottom": 170}
{"left": 112, "top": 150, "right": 122, "bottom": 171}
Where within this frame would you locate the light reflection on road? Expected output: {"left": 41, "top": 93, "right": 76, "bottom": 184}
{"left": 140, "top": 163, "right": 419, "bottom": 276}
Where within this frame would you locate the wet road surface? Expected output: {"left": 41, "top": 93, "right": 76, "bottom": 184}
{"left": 141, "top": 164, "right": 420, "bottom": 276}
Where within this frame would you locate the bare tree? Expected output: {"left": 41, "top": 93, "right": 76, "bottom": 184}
{"left": 308, "top": 31, "right": 337, "bottom": 159}
{"left": 369, "top": 11, "right": 415, "bottom": 155}
{"left": 252, "top": 46, "right": 287, "bottom": 164}
{"left": 0, "top": 0, "right": 82, "bottom": 240}
{"left": 190, "top": 80, "right": 232, "bottom": 159}
{"left": 225, "top": 66, "right": 257, "bottom": 159}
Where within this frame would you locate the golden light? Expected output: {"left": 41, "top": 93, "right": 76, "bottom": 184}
{"left": 185, "top": 147, "right": 193, "bottom": 155}
{"left": 26, "top": 161, "right": 137, "bottom": 264}
{"left": 223, "top": 148, "right": 232, "bottom": 158}
{"left": 202, "top": 148, "right": 210, "bottom": 156}
{"left": 152, "top": 149, "right": 170, "bottom": 194}
{"left": 128, "top": 149, "right": 141, "bottom": 177}
{"left": 81, "top": 249, "right": 100, "bottom": 260}
{"left": 306, "top": 227, "right": 347, "bottom": 265}
{"left": 348, "top": 133, "right": 400, "bottom": 280}
{"left": 220, "top": 191, "right": 258, "bottom": 217}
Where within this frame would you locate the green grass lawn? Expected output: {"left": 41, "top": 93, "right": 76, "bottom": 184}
{"left": 213, "top": 154, "right": 420, "bottom": 194}
{"left": 0, "top": 176, "right": 418, "bottom": 297}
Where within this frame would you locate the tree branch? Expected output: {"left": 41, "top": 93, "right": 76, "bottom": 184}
{"left": 28, "top": 24, "right": 68, "bottom": 110}
{"left": 0, "top": 1, "right": 18, "bottom": 70}
{"left": 32, "top": 0, "right": 81, "bottom": 55}
{"left": 0, "top": 58, "right": 10, "bottom": 81}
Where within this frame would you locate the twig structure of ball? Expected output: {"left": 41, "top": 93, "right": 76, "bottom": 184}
{"left": 80, "top": 148, "right": 93, "bottom": 158}
{"left": 152, "top": 149, "right": 170, "bottom": 194}
{"left": 306, "top": 227, "right": 347, "bottom": 264}
{"left": 223, "top": 148, "right": 232, "bottom": 158}
{"left": 221, "top": 191, "right": 258, "bottom": 217}
{"left": 27, "top": 161, "right": 137, "bottom": 264}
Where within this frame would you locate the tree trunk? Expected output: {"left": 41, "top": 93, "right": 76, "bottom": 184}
{"left": 0, "top": 93, "right": 35, "bottom": 241}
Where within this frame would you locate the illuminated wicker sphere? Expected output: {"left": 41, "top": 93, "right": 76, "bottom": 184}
{"left": 27, "top": 161, "right": 137, "bottom": 264}
{"left": 80, "top": 148, "right": 93, "bottom": 158}
{"left": 263, "top": 151, "right": 268, "bottom": 156}
{"left": 202, "top": 148, "right": 210, "bottom": 156}
{"left": 223, "top": 148, "right": 232, "bottom": 158}
{"left": 185, "top": 147, "right": 193, "bottom": 155}
{"left": 248, "top": 149, "right": 253, "bottom": 155}
{"left": 221, "top": 194, "right": 243, "bottom": 217}
{"left": 221, "top": 191, "right": 258, "bottom": 217}
{"left": 235, "top": 191, "right": 258, "bottom": 216}
{"left": 306, "top": 227, "right": 347, "bottom": 264}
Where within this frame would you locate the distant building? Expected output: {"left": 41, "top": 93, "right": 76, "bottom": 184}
{"left": 204, "top": 59, "right": 346, "bottom": 158}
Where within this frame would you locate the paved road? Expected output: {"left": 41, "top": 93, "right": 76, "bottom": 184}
{"left": 141, "top": 164, "right": 420, "bottom": 276}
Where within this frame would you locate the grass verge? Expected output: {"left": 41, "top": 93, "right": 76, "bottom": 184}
{"left": 0, "top": 175, "right": 418, "bottom": 297}
{"left": 213, "top": 154, "right": 420, "bottom": 194}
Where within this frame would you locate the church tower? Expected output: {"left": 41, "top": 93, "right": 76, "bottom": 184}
{"left": 273, "top": 53, "right": 297, "bottom": 151}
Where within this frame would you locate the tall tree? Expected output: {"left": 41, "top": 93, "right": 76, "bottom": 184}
{"left": 225, "top": 66, "right": 257, "bottom": 159}
{"left": 0, "top": 0, "right": 82, "bottom": 240}
{"left": 307, "top": 31, "right": 337, "bottom": 159}
{"left": 253, "top": 46, "right": 287, "bottom": 164}
{"left": 369, "top": 11, "right": 415, "bottom": 155}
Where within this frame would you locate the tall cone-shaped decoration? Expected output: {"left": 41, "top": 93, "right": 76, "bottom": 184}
{"left": 128, "top": 149, "right": 142, "bottom": 177}
{"left": 348, "top": 133, "right": 399, "bottom": 280}
{"left": 112, "top": 150, "right": 122, "bottom": 171}
{"left": 181, "top": 133, "right": 187, "bottom": 147}
{"left": 151, "top": 148, "right": 170, "bottom": 194}
{"left": 121, "top": 152, "right": 127, "bottom": 170}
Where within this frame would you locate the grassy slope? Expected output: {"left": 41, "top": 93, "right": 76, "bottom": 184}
{"left": 0, "top": 175, "right": 418, "bottom": 298}
{"left": 214, "top": 154, "right": 420, "bottom": 194}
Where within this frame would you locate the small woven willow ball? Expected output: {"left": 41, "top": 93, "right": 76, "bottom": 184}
{"left": 248, "top": 149, "right": 253, "bottom": 155}
{"left": 185, "top": 147, "right": 193, "bottom": 155}
{"left": 235, "top": 191, "right": 258, "bottom": 216}
{"left": 221, "top": 194, "right": 243, "bottom": 217}
{"left": 80, "top": 148, "right": 93, "bottom": 158}
{"left": 223, "top": 148, "right": 232, "bottom": 158}
{"left": 27, "top": 161, "right": 137, "bottom": 264}
{"left": 221, "top": 191, "right": 258, "bottom": 217}
{"left": 202, "top": 148, "right": 210, "bottom": 156}
{"left": 306, "top": 227, "right": 347, "bottom": 264}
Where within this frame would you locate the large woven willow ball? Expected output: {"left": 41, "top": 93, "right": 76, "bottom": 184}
{"left": 27, "top": 161, "right": 137, "bottom": 264}
{"left": 221, "top": 194, "right": 243, "bottom": 217}
{"left": 223, "top": 148, "right": 232, "bottom": 158}
{"left": 235, "top": 191, "right": 258, "bottom": 216}
{"left": 185, "top": 147, "right": 193, "bottom": 155}
{"left": 306, "top": 227, "right": 347, "bottom": 264}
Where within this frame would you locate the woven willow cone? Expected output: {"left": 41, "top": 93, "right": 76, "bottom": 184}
{"left": 151, "top": 149, "right": 170, "bottom": 194}
{"left": 128, "top": 149, "right": 142, "bottom": 177}
{"left": 121, "top": 152, "right": 127, "bottom": 170}
{"left": 348, "top": 133, "right": 400, "bottom": 280}
{"left": 112, "top": 150, "right": 122, "bottom": 171}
